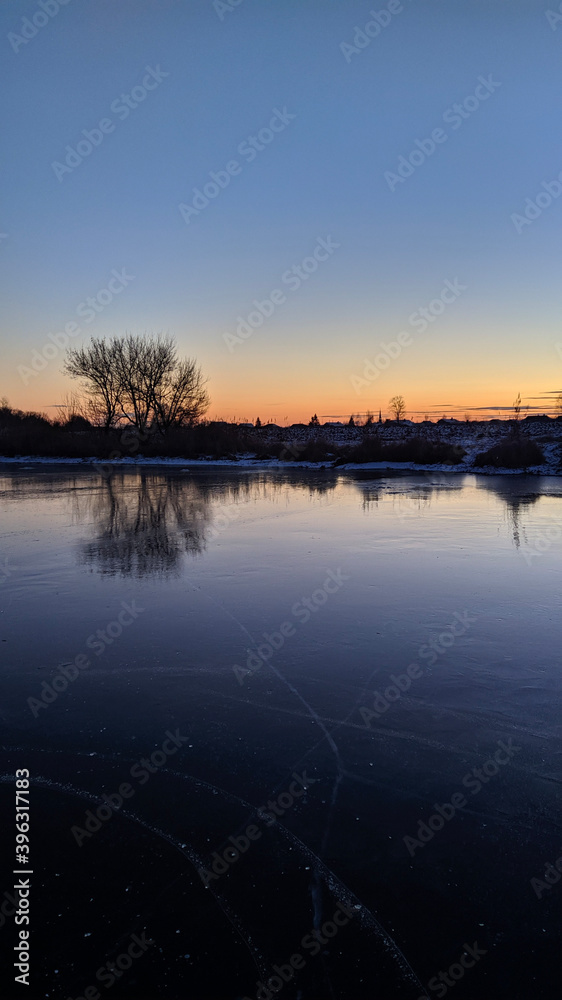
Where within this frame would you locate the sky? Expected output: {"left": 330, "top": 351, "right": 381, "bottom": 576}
{"left": 1, "top": 0, "right": 562, "bottom": 424}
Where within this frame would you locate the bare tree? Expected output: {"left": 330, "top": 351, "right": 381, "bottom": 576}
{"left": 64, "top": 339, "right": 122, "bottom": 431}
{"left": 113, "top": 335, "right": 176, "bottom": 433}
{"left": 64, "top": 334, "right": 209, "bottom": 434}
{"left": 555, "top": 393, "right": 562, "bottom": 416}
{"left": 54, "top": 392, "right": 94, "bottom": 426}
{"left": 389, "top": 395, "right": 406, "bottom": 421}
{"left": 151, "top": 356, "right": 210, "bottom": 432}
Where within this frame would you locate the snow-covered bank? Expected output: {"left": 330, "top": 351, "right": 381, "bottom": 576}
{"left": 1, "top": 416, "right": 561, "bottom": 475}
{"left": 0, "top": 454, "right": 329, "bottom": 470}
{"left": 0, "top": 454, "right": 556, "bottom": 476}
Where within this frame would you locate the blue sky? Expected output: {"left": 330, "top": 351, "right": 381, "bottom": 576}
{"left": 2, "top": 0, "right": 561, "bottom": 422}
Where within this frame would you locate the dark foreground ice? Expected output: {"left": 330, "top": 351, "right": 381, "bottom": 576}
{"left": 0, "top": 466, "right": 560, "bottom": 999}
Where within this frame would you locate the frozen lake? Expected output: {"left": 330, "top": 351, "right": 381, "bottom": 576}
{"left": 0, "top": 465, "right": 560, "bottom": 999}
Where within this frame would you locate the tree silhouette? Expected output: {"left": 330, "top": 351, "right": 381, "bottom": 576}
{"left": 65, "top": 334, "right": 209, "bottom": 434}
{"left": 389, "top": 395, "right": 406, "bottom": 421}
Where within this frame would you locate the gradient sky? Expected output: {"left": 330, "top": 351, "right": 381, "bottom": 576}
{"left": 2, "top": 0, "right": 561, "bottom": 423}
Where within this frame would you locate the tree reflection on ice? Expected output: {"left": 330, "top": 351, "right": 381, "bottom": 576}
{"left": 75, "top": 473, "right": 212, "bottom": 577}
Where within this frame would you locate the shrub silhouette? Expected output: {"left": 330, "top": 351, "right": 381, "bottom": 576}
{"left": 473, "top": 439, "right": 544, "bottom": 469}
{"left": 340, "top": 438, "right": 465, "bottom": 465}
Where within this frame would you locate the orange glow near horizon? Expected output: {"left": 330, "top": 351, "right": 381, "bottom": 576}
{"left": 5, "top": 363, "right": 560, "bottom": 428}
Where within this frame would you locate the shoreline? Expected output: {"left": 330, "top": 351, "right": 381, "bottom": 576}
{"left": 0, "top": 454, "right": 555, "bottom": 476}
